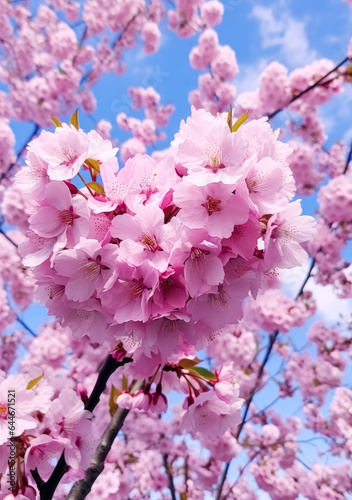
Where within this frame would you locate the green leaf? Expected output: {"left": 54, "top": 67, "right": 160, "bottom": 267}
{"left": 26, "top": 372, "right": 44, "bottom": 390}
{"left": 51, "top": 116, "right": 62, "bottom": 128}
{"left": 85, "top": 158, "right": 100, "bottom": 173}
{"left": 86, "top": 182, "right": 105, "bottom": 196}
{"left": 179, "top": 357, "right": 202, "bottom": 369}
{"left": 69, "top": 109, "right": 79, "bottom": 130}
{"left": 232, "top": 111, "right": 249, "bottom": 132}
{"left": 226, "top": 104, "right": 233, "bottom": 131}
{"left": 109, "top": 385, "right": 120, "bottom": 417}
{"left": 189, "top": 367, "right": 217, "bottom": 381}
{"left": 122, "top": 374, "right": 128, "bottom": 391}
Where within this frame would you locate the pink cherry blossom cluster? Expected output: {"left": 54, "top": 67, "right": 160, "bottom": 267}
{"left": 189, "top": 28, "right": 238, "bottom": 113}
{"left": 83, "top": 0, "right": 163, "bottom": 54}
{"left": 2, "top": 1, "right": 352, "bottom": 497}
{"left": 318, "top": 174, "right": 352, "bottom": 224}
{"left": 0, "top": 330, "right": 23, "bottom": 375}
{"left": 0, "top": 0, "right": 172, "bottom": 132}
{"left": 319, "top": 141, "right": 348, "bottom": 178}
{"left": 168, "top": 0, "right": 224, "bottom": 38}
{"left": 16, "top": 108, "right": 315, "bottom": 378}
{"left": 245, "top": 288, "right": 316, "bottom": 334}
{"left": 116, "top": 86, "right": 175, "bottom": 163}
{"left": 0, "top": 119, "right": 16, "bottom": 175}
{"left": 307, "top": 218, "right": 348, "bottom": 287}
{"left": 0, "top": 370, "right": 97, "bottom": 493}
{"left": 282, "top": 321, "right": 348, "bottom": 404}
{"left": 287, "top": 141, "right": 325, "bottom": 196}
{"left": 236, "top": 59, "right": 345, "bottom": 123}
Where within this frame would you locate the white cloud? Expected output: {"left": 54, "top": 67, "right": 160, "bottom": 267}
{"left": 282, "top": 263, "right": 352, "bottom": 325}
{"left": 235, "top": 57, "right": 269, "bottom": 93}
{"left": 251, "top": 5, "right": 317, "bottom": 68}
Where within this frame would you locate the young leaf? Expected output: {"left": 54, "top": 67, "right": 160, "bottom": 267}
{"left": 86, "top": 182, "right": 105, "bottom": 196}
{"left": 109, "top": 385, "right": 120, "bottom": 417}
{"left": 227, "top": 104, "right": 233, "bottom": 131}
{"left": 26, "top": 372, "right": 44, "bottom": 390}
{"left": 51, "top": 116, "right": 62, "bottom": 128}
{"left": 189, "top": 367, "right": 217, "bottom": 381}
{"left": 69, "top": 109, "right": 79, "bottom": 130}
{"left": 232, "top": 111, "right": 249, "bottom": 132}
{"left": 179, "top": 358, "right": 202, "bottom": 369}
{"left": 85, "top": 158, "right": 100, "bottom": 173}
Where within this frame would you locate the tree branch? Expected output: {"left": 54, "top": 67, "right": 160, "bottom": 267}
{"left": 16, "top": 315, "right": 37, "bottom": 338}
{"left": 163, "top": 453, "right": 177, "bottom": 500}
{"left": 343, "top": 141, "right": 352, "bottom": 174}
{"left": 85, "top": 354, "right": 132, "bottom": 412}
{"left": 215, "top": 258, "right": 316, "bottom": 500}
{"left": 268, "top": 56, "right": 349, "bottom": 120}
{"left": 30, "top": 354, "right": 133, "bottom": 499}
{"left": 67, "top": 379, "right": 144, "bottom": 500}
{"left": 31, "top": 453, "right": 68, "bottom": 500}
{"left": 0, "top": 124, "right": 40, "bottom": 182}
{"left": 0, "top": 227, "right": 18, "bottom": 248}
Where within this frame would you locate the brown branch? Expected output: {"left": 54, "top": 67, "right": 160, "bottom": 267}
{"left": 85, "top": 355, "right": 132, "bottom": 412}
{"left": 30, "top": 354, "right": 133, "bottom": 499}
{"left": 80, "top": 10, "right": 143, "bottom": 86}
{"left": 163, "top": 453, "right": 177, "bottom": 500}
{"left": 67, "top": 379, "right": 144, "bottom": 500}
{"left": 268, "top": 56, "right": 349, "bottom": 120}
{"left": 215, "top": 258, "right": 316, "bottom": 500}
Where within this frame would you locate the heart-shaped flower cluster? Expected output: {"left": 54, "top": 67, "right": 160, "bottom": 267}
{"left": 16, "top": 107, "right": 316, "bottom": 370}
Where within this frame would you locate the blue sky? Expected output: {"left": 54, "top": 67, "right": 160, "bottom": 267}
{"left": 11, "top": 0, "right": 352, "bottom": 157}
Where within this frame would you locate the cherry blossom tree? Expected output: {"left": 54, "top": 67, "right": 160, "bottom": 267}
{"left": 1, "top": 1, "right": 352, "bottom": 500}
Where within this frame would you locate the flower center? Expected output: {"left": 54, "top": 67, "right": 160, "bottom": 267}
{"left": 58, "top": 209, "right": 74, "bottom": 225}
{"left": 129, "top": 280, "right": 144, "bottom": 299}
{"left": 0, "top": 402, "right": 8, "bottom": 418}
{"left": 82, "top": 261, "right": 101, "bottom": 281}
{"left": 205, "top": 144, "right": 225, "bottom": 172}
{"left": 160, "top": 276, "right": 178, "bottom": 298}
{"left": 190, "top": 248, "right": 208, "bottom": 271}
{"left": 210, "top": 286, "right": 229, "bottom": 311}
{"left": 202, "top": 196, "right": 221, "bottom": 215}
{"left": 141, "top": 234, "right": 158, "bottom": 251}
{"left": 140, "top": 176, "right": 159, "bottom": 199}
{"left": 60, "top": 145, "right": 79, "bottom": 167}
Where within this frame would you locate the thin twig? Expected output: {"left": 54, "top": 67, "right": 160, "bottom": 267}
{"left": 16, "top": 316, "right": 37, "bottom": 338}
{"left": 343, "top": 141, "right": 352, "bottom": 174}
{"left": 0, "top": 227, "right": 18, "bottom": 248}
{"left": 215, "top": 257, "right": 317, "bottom": 500}
{"left": 80, "top": 11, "right": 143, "bottom": 86}
{"left": 268, "top": 56, "right": 349, "bottom": 120}
{"left": 0, "top": 124, "right": 40, "bottom": 182}
{"left": 222, "top": 450, "right": 261, "bottom": 500}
